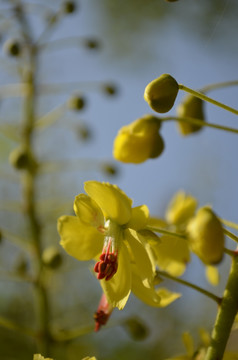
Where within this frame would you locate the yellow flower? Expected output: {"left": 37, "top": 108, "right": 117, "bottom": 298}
{"left": 165, "top": 191, "right": 198, "bottom": 227}
{"left": 187, "top": 206, "right": 225, "bottom": 265}
{"left": 58, "top": 181, "right": 165, "bottom": 310}
{"left": 113, "top": 114, "right": 164, "bottom": 164}
{"left": 144, "top": 74, "right": 179, "bottom": 113}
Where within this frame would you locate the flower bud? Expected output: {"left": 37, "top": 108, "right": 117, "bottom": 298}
{"left": 144, "top": 74, "right": 179, "bottom": 113}
{"left": 62, "top": 1, "right": 77, "bottom": 14}
{"left": 187, "top": 207, "right": 224, "bottom": 265}
{"left": 42, "top": 246, "right": 63, "bottom": 269}
{"left": 177, "top": 95, "right": 205, "bottom": 135}
{"left": 9, "top": 147, "right": 36, "bottom": 171}
{"left": 67, "top": 95, "right": 86, "bottom": 111}
{"left": 103, "top": 84, "right": 118, "bottom": 96}
{"left": 3, "top": 39, "right": 22, "bottom": 57}
{"left": 84, "top": 38, "right": 100, "bottom": 50}
{"left": 113, "top": 114, "right": 164, "bottom": 164}
{"left": 101, "top": 163, "right": 118, "bottom": 176}
{"left": 122, "top": 317, "right": 149, "bottom": 341}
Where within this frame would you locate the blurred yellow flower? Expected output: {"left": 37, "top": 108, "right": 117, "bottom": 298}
{"left": 187, "top": 206, "right": 225, "bottom": 264}
{"left": 58, "top": 181, "right": 169, "bottom": 310}
{"left": 33, "top": 355, "right": 53, "bottom": 360}
{"left": 113, "top": 114, "right": 164, "bottom": 164}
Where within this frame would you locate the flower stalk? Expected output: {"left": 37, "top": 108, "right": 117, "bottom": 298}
{"left": 205, "top": 255, "right": 238, "bottom": 360}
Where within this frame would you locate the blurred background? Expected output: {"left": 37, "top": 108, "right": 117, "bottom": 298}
{"left": 0, "top": 0, "right": 238, "bottom": 359}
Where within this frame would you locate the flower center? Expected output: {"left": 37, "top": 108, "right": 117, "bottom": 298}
{"left": 94, "top": 238, "right": 118, "bottom": 281}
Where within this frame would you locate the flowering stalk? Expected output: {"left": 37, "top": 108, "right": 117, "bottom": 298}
{"left": 205, "top": 255, "right": 238, "bottom": 360}
{"left": 13, "top": 1, "right": 51, "bottom": 354}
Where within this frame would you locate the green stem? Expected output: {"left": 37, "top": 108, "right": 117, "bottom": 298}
{"left": 204, "top": 256, "right": 238, "bottom": 360}
{"left": 220, "top": 219, "right": 238, "bottom": 231}
{"left": 146, "top": 225, "right": 186, "bottom": 239}
{"left": 223, "top": 228, "right": 238, "bottom": 243}
{"left": 201, "top": 80, "right": 238, "bottom": 93}
{"left": 156, "top": 270, "right": 221, "bottom": 304}
{"left": 179, "top": 84, "right": 238, "bottom": 116}
{"left": 161, "top": 116, "right": 238, "bottom": 135}
{"left": 13, "top": 1, "right": 51, "bottom": 355}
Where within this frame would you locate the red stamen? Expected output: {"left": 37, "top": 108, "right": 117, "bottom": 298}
{"left": 94, "top": 293, "right": 113, "bottom": 332}
{"left": 94, "top": 239, "right": 118, "bottom": 281}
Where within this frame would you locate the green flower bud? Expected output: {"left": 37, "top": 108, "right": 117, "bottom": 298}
{"left": 3, "top": 39, "right": 22, "bottom": 57}
{"left": 144, "top": 74, "right": 179, "bottom": 113}
{"left": 77, "top": 124, "right": 92, "bottom": 141}
{"left": 42, "top": 246, "right": 63, "bottom": 269}
{"left": 84, "top": 38, "right": 100, "bottom": 50}
{"left": 9, "top": 147, "right": 36, "bottom": 171}
{"left": 177, "top": 95, "right": 205, "bottom": 135}
{"left": 101, "top": 163, "right": 118, "bottom": 176}
{"left": 122, "top": 317, "right": 149, "bottom": 341}
{"left": 67, "top": 95, "right": 86, "bottom": 111}
{"left": 187, "top": 207, "right": 224, "bottom": 265}
{"left": 62, "top": 1, "right": 77, "bottom": 14}
{"left": 103, "top": 84, "right": 118, "bottom": 96}
{"left": 113, "top": 114, "right": 164, "bottom": 163}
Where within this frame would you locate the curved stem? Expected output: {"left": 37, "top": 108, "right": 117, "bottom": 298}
{"left": 220, "top": 218, "right": 238, "bottom": 231}
{"left": 201, "top": 80, "right": 238, "bottom": 93}
{"left": 146, "top": 225, "right": 186, "bottom": 239}
{"left": 156, "top": 270, "right": 221, "bottom": 304}
{"left": 179, "top": 84, "right": 238, "bottom": 116}
{"left": 161, "top": 116, "right": 238, "bottom": 135}
{"left": 205, "top": 256, "right": 238, "bottom": 360}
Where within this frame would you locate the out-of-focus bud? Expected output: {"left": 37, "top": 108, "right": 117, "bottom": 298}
{"left": 42, "top": 246, "right": 63, "bottom": 269}
{"left": 103, "top": 84, "right": 118, "bottom": 96}
{"left": 113, "top": 114, "right": 164, "bottom": 164}
{"left": 166, "top": 191, "right": 198, "bottom": 226}
{"left": 94, "top": 293, "right": 113, "bottom": 331}
{"left": 177, "top": 95, "right": 205, "bottom": 135}
{"left": 67, "top": 95, "right": 86, "bottom": 111}
{"left": 3, "top": 39, "right": 22, "bottom": 57}
{"left": 187, "top": 207, "right": 225, "bottom": 265}
{"left": 122, "top": 317, "right": 149, "bottom": 341}
{"left": 15, "top": 256, "right": 28, "bottom": 276}
{"left": 77, "top": 124, "right": 92, "bottom": 141}
{"left": 9, "top": 147, "right": 37, "bottom": 171}
{"left": 84, "top": 38, "right": 100, "bottom": 50}
{"left": 62, "top": 1, "right": 77, "bottom": 14}
{"left": 101, "top": 163, "right": 118, "bottom": 176}
{"left": 144, "top": 74, "right": 179, "bottom": 113}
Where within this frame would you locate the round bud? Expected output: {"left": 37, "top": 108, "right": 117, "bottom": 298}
{"left": 113, "top": 114, "right": 164, "bottom": 163}
{"left": 103, "top": 84, "right": 118, "bottom": 96}
{"left": 3, "top": 39, "right": 22, "bottom": 57}
{"left": 122, "top": 317, "right": 149, "bottom": 341}
{"left": 62, "top": 1, "right": 77, "bottom": 14}
{"left": 101, "top": 163, "right": 118, "bottom": 176}
{"left": 67, "top": 95, "right": 86, "bottom": 111}
{"left": 9, "top": 147, "right": 32, "bottom": 170}
{"left": 144, "top": 74, "right": 179, "bottom": 113}
{"left": 77, "top": 124, "right": 92, "bottom": 141}
{"left": 187, "top": 207, "right": 224, "bottom": 265}
{"left": 177, "top": 95, "right": 205, "bottom": 135}
{"left": 84, "top": 38, "right": 100, "bottom": 50}
{"left": 42, "top": 246, "right": 63, "bottom": 269}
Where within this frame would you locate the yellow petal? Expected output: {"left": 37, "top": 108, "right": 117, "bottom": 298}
{"left": 182, "top": 332, "right": 194, "bottom": 357}
{"left": 100, "top": 242, "right": 131, "bottom": 310}
{"left": 131, "top": 272, "right": 161, "bottom": 307}
{"left": 84, "top": 181, "right": 132, "bottom": 225}
{"left": 166, "top": 191, "right": 198, "bottom": 226}
{"left": 58, "top": 215, "right": 104, "bottom": 261}
{"left": 147, "top": 216, "right": 168, "bottom": 229}
{"left": 151, "top": 235, "right": 190, "bottom": 277}
{"left": 127, "top": 205, "right": 149, "bottom": 230}
{"left": 156, "top": 287, "right": 181, "bottom": 307}
{"left": 125, "top": 229, "right": 155, "bottom": 281}
{"left": 205, "top": 265, "right": 220, "bottom": 286}
{"left": 74, "top": 193, "right": 104, "bottom": 228}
